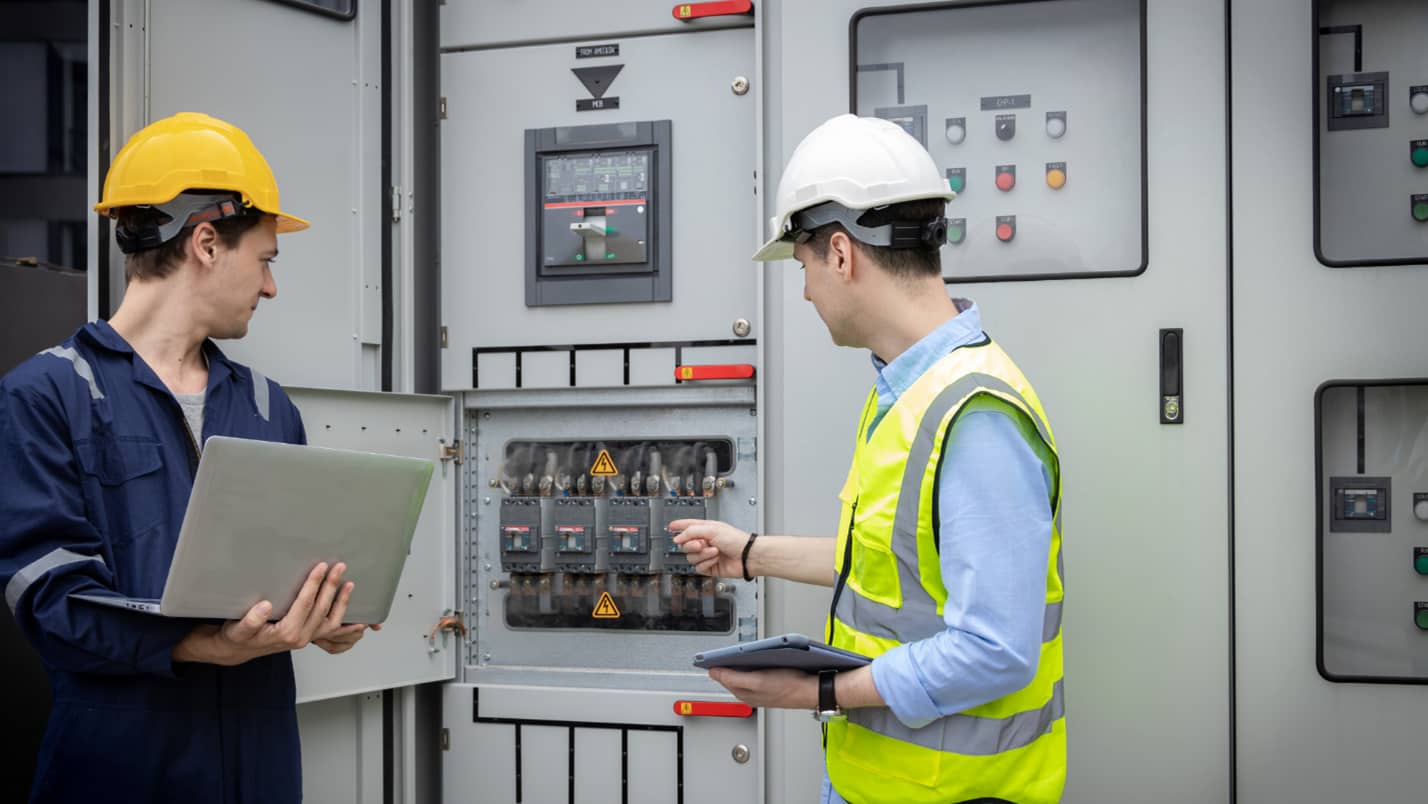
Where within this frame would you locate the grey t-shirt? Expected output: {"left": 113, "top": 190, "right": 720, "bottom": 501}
{"left": 174, "top": 391, "right": 205, "bottom": 450}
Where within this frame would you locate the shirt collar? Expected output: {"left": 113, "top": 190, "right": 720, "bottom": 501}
{"left": 871, "top": 298, "right": 983, "bottom": 403}
{"left": 82, "top": 319, "right": 235, "bottom": 393}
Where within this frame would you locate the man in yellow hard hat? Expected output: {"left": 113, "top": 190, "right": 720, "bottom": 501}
{"left": 0, "top": 112, "right": 372, "bottom": 803}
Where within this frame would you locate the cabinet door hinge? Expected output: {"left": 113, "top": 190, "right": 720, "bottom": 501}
{"left": 440, "top": 439, "right": 463, "bottom": 464}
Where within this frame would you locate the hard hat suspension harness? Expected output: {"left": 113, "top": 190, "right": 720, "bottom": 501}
{"left": 786, "top": 201, "right": 948, "bottom": 251}
{"left": 113, "top": 192, "right": 260, "bottom": 255}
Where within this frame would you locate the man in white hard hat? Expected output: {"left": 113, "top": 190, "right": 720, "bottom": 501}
{"left": 673, "top": 114, "right": 1066, "bottom": 803}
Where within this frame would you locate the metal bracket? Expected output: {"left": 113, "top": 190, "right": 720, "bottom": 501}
{"left": 427, "top": 609, "right": 467, "bottom": 655}
{"left": 390, "top": 185, "right": 401, "bottom": 223}
{"left": 439, "top": 96, "right": 447, "bottom": 119}
{"left": 440, "top": 439, "right": 463, "bottom": 464}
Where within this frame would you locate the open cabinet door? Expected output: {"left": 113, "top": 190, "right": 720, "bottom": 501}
{"left": 286, "top": 388, "right": 457, "bottom": 703}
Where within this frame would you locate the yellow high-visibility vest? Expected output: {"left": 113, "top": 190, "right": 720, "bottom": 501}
{"left": 825, "top": 337, "right": 1065, "bottom": 804}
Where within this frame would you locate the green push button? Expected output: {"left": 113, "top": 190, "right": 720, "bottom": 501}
{"left": 605, "top": 253, "right": 616, "bottom": 260}
{"left": 948, "top": 175, "right": 965, "bottom": 193}
{"left": 1414, "top": 147, "right": 1428, "bottom": 168}
{"left": 574, "top": 253, "right": 586, "bottom": 261}
{"left": 1416, "top": 606, "right": 1428, "bottom": 631}
{"left": 947, "top": 223, "right": 965, "bottom": 245}
{"left": 1414, "top": 202, "right": 1428, "bottom": 223}
{"left": 1416, "top": 553, "right": 1428, "bottom": 575}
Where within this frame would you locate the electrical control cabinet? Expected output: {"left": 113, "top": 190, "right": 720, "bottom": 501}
{"left": 852, "top": 0, "right": 1146, "bottom": 280}
{"left": 1318, "top": 382, "right": 1428, "bottom": 681}
{"left": 1315, "top": 0, "right": 1428, "bottom": 265}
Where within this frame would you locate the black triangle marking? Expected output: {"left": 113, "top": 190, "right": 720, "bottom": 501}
{"left": 572, "top": 65, "right": 624, "bottom": 100}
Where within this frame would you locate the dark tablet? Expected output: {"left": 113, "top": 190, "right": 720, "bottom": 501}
{"left": 692, "top": 633, "right": 871, "bottom": 672}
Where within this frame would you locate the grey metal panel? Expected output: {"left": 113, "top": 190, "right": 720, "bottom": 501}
{"left": 1317, "top": 0, "right": 1428, "bottom": 263}
{"left": 523, "top": 350, "right": 569, "bottom": 389}
{"left": 765, "top": 1, "right": 1230, "bottom": 803}
{"left": 443, "top": 685, "right": 519, "bottom": 804}
{"left": 573, "top": 728, "right": 622, "bottom": 804}
{"left": 574, "top": 349, "right": 624, "bottom": 387}
{"left": 479, "top": 352, "right": 519, "bottom": 390}
{"left": 440, "top": 1, "right": 752, "bottom": 51}
{"left": 626, "top": 730, "right": 677, "bottom": 804}
{"left": 143, "top": 0, "right": 380, "bottom": 391}
{"left": 628, "top": 348, "right": 676, "bottom": 386}
{"left": 463, "top": 400, "right": 757, "bottom": 689}
{"left": 287, "top": 388, "right": 458, "bottom": 703}
{"left": 439, "top": 28, "right": 755, "bottom": 389}
{"left": 521, "top": 725, "right": 570, "bottom": 803}
{"left": 297, "top": 692, "right": 384, "bottom": 804}
{"left": 1234, "top": 0, "right": 1428, "bottom": 800}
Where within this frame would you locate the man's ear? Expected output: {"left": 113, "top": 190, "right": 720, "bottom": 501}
{"left": 828, "top": 230, "right": 857, "bottom": 282}
{"left": 189, "top": 223, "right": 219, "bottom": 267}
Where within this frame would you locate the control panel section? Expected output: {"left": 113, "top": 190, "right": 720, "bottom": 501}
{"left": 553, "top": 498, "right": 599, "bottom": 572}
{"left": 525, "top": 121, "right": 672, "bottom": 305}
{"left": 1318, "top": 382, "right": 1428, "bottom": 682}
{"left": 853, "top": 0, "right": 1145, "bottom": 280}
{"left": 607, "top": 498, "right": 654, "bottom": 573}
{"left": 1315, "top": 0, "right": 1428, "bottom": 264}
{"left": 660, "top": 497, "right": 714, "bottom": 575}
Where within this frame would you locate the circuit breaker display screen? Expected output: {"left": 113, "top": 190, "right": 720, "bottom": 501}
{"left": 540, "top": 150, "right": 652, "bottom": 271}
{"left": 852, "top": 0, "right": 1145, "bottom": 281}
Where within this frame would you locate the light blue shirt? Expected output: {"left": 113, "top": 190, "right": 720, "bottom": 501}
{"left": 823, "top": 300, "right": 1055, "bottom": 804}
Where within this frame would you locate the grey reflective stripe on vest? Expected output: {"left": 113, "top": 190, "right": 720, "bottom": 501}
{"left": 250, "top": 368, "right": 270, "bottom": 421}
{"left": 5, "top": 548, "right": 106, "bottom": 614}
{"left": 837, "top": 373, "right": 1060, "bottom": 645}
{"left": 848, "top": 678, "right": 1065, "bottom": 756}
{"left": 41, "top": 346, "right": 104, "bottom": 400}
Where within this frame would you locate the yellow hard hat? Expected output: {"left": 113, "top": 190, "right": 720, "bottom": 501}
{"left": 95, "top": 112, "right": 309, "bottom": 233}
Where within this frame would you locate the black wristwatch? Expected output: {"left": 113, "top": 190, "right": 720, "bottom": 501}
{"left": 814, "top": 669, "right": 844, "bottom": 722}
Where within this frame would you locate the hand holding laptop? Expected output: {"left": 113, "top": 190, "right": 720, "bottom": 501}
{"left": 172, "top": 560, "right": 379, "bottom": 665}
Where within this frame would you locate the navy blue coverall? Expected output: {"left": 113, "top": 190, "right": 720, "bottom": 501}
{"left": 0, "top": 320, "right": 307, "bottom": 803}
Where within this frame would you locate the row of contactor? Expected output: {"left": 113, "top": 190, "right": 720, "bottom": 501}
{"left": 499, "top": 495, "right": 717, "bottom": 575}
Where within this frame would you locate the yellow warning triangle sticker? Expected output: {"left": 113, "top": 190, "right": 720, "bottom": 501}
{"left": 592, "top": 591, "right": 621, "bottom": 619}
{"left": 590, "top": 449, "right": 619, "bottom": 477}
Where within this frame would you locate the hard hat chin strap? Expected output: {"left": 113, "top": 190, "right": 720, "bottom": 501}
{"left": 789, "top": 201, "right": 948, "bottom": 250}
{"left": 113, "top": 192, "right": 258, "bottom": 255}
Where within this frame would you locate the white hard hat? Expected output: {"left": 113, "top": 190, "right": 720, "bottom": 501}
{"left": 752, "top": 113, "right": 955, "bottom": 262}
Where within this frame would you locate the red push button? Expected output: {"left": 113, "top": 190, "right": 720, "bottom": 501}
{"left": 995, "top": 165, "right": 1016, "bottom": 192}
{"left": 673, "top": 1, "right": 753, "bottom": 20}
{"left": 675, "top": 364, "right": 756, "bottom": 381}
{"left": 995, "top": 215, "right": 1016, "bottom": 243}
{"left": 674, "top": 700, "right": 754, "bottom": 718}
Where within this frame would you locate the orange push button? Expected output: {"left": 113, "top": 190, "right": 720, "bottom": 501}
{"left": 1046, "top": 162, "right": 1067, "bottom": 190}
{"left": 674, "top": 700, "right": 754, "bottom": 718}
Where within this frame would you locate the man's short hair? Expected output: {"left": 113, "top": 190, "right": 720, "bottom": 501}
{"left": 804, "top": 198, "right": 945, "bottom": 280}
{"left": 116, "top": 201, "right": 266, "bottom": 283}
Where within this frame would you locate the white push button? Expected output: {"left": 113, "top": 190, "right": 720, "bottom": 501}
{"left": 946, "top": 123, "right": 966, "bottom": 145}
{"left": 1415, "top": 498, "right": 1428, "bottom": 521}
{"left": 1412, "top": 91, "right": 1428, "bottom": 115}
{"left": 1047, "top": 116, "right": 1067, "bottom": 139}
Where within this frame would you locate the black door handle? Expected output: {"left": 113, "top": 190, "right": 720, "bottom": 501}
{"left": 1160, "top": 328, "right": 1183, "bottom": 424}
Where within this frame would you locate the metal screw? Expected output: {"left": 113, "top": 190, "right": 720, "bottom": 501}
{"left": 732, "top": 744, "right": 751, "bottom": 763}
{"left": 482, "top": 652, "right": 492, "bottom": 663}
{"left": 483, "top": 412, "right": 492, "bottom": 420}
{"left": 731, "top": 76, "right": 750, "bottom": 96}
{"left": 483, "top": 562, "right": 492, "bottom": 571}
{"left": 715, "top": 582, "right": 728, "bottom": 594}
{"left": 489, "top": 479, "right": 500, "bottom": 488}
{"left": 489, "top": 580, "right": 500, "bottom": 590}
{"left": 732, "top": 318, "right": 752, "bottom": 337}
{"left": 483, "top": 497, "right": 492, "bottom": 505}
{"left": 748, "top": 497, "right": 757, "bottom": 507}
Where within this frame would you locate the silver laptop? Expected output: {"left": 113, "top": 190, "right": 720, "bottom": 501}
{"left": 75, "top": 435, "right": 434, "bottom": 623}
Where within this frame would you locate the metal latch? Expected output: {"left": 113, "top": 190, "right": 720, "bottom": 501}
{"left": 440, "top": 439, "right": 463, "bottom": 464}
